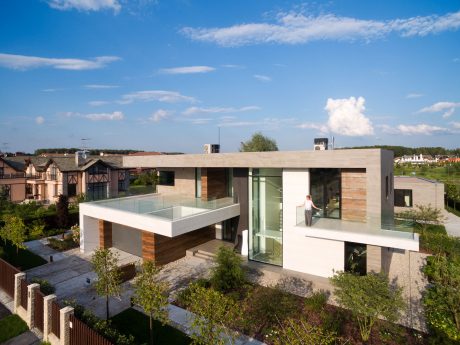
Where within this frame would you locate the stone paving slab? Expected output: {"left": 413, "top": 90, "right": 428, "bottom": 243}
{"left": 443, "top": 210, "right": 460, "bottom": 237}
{"left": 1, "top": 330, "right": 40, "bottom": 345}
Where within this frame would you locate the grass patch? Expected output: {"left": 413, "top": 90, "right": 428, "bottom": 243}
{"left": 0, "top": 314, "right": 29, "bottom": 343}
{"left": 111, "top": 308, "right": 191, "bottom": 345}
{"left": 0, "top": 240, "right": 47, "bottom": 270}
{"left": 47, "top": 237, "right": 78, "bottom": 252}
{"left": 446, "top": 205, "right": 460, "bottom": 218}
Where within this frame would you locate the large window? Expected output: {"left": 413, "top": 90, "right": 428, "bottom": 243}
{"left": 249, "top": 168, "right": 283, "bottom": 266}
{"left": 68, "top": 184, "right": 77, "bottom": 197}
{"left": 345, "top": 242, "right": 367, "bottom": 276}
{"left": 158, "top": 171, "right": 174, "bottom": 186}
{"left": 310, "top": 168, "right": 341, "bottom": 219}
{"left": 87, "top": 182, "right": 107, "bottom": 200}
{"left": 0, "top": 167, "right": 4, "bottom": 177}
{"left": 394, "top": 189, "right": 413, "bottom": 207}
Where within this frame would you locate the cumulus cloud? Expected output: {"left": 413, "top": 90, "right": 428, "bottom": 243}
{"left": 85, "top": 111, "right": 124, "bottom": 121}
{"left": 0, "top": 53, "right": 120, "bottom": 71}
{"left": 253, "top": 74, "right": 271, "bottom": 82}
{"left": 158, "top": 66, "right": 215, "bottom": 74}
{"left": 84, "top": 84, "right": 119, "bottom": 89}
{"left": 406, "top": 93, "right": 423, "bottom": 99}
{"left": 419, "top": 101, "right": 460, "bottom": 118}
{"left": 181, "top": 10, "right": 460, "bottom": 47}
{"left": 183, "top": 105, "right": 260, "bottom": 116}
{"left": 35, "top": 116, "right": 45, "bottom": 125}
{"left": 88, "top": 101, "right": 109, "bottom": 106}
{"left": 395, "top": 124, "right": 450, "bottom": 135}
{"left": 149, "top": 109, "right": 172, "bottom": 122}
{"left": 47, "top": 0, "right": 121, "bottom": 13}
{"left": 118, "top": 90, "right": 196, "bottom": 104}
{"left": 325, "top": 97, "right": 374, "bottom": 136}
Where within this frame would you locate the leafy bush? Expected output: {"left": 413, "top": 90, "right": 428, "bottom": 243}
{"left": 304, "top": 290, "right": 328, "bottom": 312}
{"left": 210, "top": 245, "right": 245, "bottom": 292}
{"left": 421, "top": 232, "right": 460, "bottom": 257}
{"left": 31, "top": 278, "right": 55, "bottom": 295}
{"left": 47, "top": 237, "right": 78, "bottom": 251}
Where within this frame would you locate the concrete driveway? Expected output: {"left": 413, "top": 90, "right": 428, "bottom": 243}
{"left": 25, "top": 248, "right": 140, "bottom": 319}
{"left": 443, "top": 210, "right": 460, "bottom": 237}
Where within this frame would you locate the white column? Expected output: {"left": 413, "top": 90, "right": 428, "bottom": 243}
{"left": 43, "top": 294, "right": 57, "bottom": 341}
{"left": 60, "top": 306, "right": 74, "bottom": 345}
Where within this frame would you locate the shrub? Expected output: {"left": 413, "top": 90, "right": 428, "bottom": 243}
{"left": 210, "top": 245, "right": 245, "bottom": 292}
{"left": 47, "top": 237, "right": 78, "bottom": 251}
{"left": 31, "top": 278, "right": 55, "bottom": 295}
{"left": 270, "top": 317, "right": 339, "bottom": 345}
{"left": 304, "top": 290, "right": 328, "bottom": 312}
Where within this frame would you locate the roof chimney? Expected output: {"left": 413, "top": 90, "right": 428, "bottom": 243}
{"left": 75, "top": 151, "right": 87, "bottom": 166}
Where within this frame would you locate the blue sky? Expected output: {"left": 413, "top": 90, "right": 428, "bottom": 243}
{"left": 0, "top": 0, "right": 459, "bottom": 153}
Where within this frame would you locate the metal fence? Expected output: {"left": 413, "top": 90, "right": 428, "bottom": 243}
{"left": 34, "top": 290, "right": 44, "bottom": 331}
{"left": 51, "top": 301, "right": 61, "bottom": 338}
{"left": 0, "top": 258, "right": 20, "bottom": 297}
{"left": 69, "top": 314, "right": 113, "bottom": 345}
{"left": 20, "top": 280, "right": 28, "bottom": 310}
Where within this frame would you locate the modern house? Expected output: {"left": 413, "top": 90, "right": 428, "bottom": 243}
{"left": 394, "top": 176, "right": 445, "bottom": 211}
{"left": 80, "top": 148, "right": 419, "bottom": 278}
{"left": 0, "top": 156, "right": 27, "bottom": 202}
{"left": 5, "top": 152, "right": 130, "bottom": 204}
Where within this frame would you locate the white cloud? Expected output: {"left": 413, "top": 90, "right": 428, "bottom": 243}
{"left": 253, "top": 74, "right": 271, "bottom": 82}
{"left": 218, "top": 117, "right": 295, "bottom": 129}
{"left": 325, "top": 96, "right": 374, "bottom": 136}
{"left": 191, "top": 118, "right": 212, "bottom": 125}
{"left": 0, "top": 53, "right": 120, "bottom": 71}
{"left": 89, "top": 101, "right": 109, "bottom": 106}
{"left": 158, "top": 66, "right": 215, "bottom": 74}
{"left": 85, "top": 111, "right": 124, "bottom": 121}
{"left": 35, "top": 116, "right": 45, "bottom": 125}
{"left": 182, "top": 10, "right": 460, "bottom": 47}
{"left": 419, "top": 101, "right": 460, "bottom": 118}
{"left": 42, "top": 88, "right": 61, "bottom": 92}
{"left": 183, "top": 105, "right": 260, "bottom": 116}
{"left": 296, "top": 122, "right": 329, "bottom": 133}
{"left": 149, "top": 109, "right": 172, "bottom": 122}
{"left": 450, "top": 122, "right": 460, "bottom": 129}
{"left": 84, "top": 84, "right": 119, "bottom": 89}
{"left": 395, "top": 124, "right": 450, "bottom": 135}
{"left": 119, "top": 90, "right": 196, "bottom": 104}
{"left": 406, "top": 93, "right": 423, "bottom": 99}
{"left": 221, "top": 64, "right": 244, "bottom": 69}
{"left": 47, "top": 0, "right": 121, "bottom": 13}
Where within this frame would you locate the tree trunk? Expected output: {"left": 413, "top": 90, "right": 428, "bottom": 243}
{"left": 150, "top": 312, "right": 154, "bottom": 345}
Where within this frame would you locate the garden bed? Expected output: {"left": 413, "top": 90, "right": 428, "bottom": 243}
{"left": 0, "top": 240, "right": 47, "bottom": 270}
{"left": 47, "top": 237, "right": 79, "bottom": 251}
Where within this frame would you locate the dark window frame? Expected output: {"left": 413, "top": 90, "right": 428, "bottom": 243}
{"left": 394, "top": 189, "right": 413, "bottom": 207}
{"left": 158, "top": 171, "right": 175, "bottom": 186}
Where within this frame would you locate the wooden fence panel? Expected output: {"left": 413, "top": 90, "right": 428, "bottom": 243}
{"left": 34, "top": 290, "right": 44, "bottom": 331}
{"left": 119, "top": 262, "right": 136, "bottom": 283}
{"left": 20, "top": 280, "right": 28, "bottom": 310}
{"left": 0, "top": 258, "right": 20, "bottom": 297}
{"left": 69, "top": 314, "right": 113, "bottom": 345}
{"left": 51, "top": 301, "right": 60, "bottom": 338}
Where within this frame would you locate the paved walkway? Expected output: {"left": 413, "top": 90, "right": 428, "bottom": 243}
{"left": 1, "top": 331, "right": 40, "bottom": 345}
{"left": 24, "top": 231, "right": 74, "bottom": 263}
{"left": 443, "top": 210, "right": 460, "bottom": 237}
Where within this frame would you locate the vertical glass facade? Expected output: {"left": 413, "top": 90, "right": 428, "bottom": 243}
{"left": 195, "top": 168, "right": 201, "bottom": 198}
{"left": 249, "top": 168, "right": 283, "bottom": 266}
{"left": 310, "top": 168, "right": 341, "bottom": 219}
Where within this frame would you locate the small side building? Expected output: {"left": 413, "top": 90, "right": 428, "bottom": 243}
{"left": 394, "top": 176, "right": 444, "bottom": 212}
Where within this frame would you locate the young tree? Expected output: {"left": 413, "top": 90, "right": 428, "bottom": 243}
{"left": 330, "top": 272, "right": 405, "bottom": 342}
{"left": 187, "top": 284, "right": 241, "bottom": 345}
{"left": 91, "top": 248, "right": 122, "bottom": 320}
{"left": 210, "top": 246, "right": 246, "bottom": 292}
{"left": 396, "top": 204, "right": 445, "bottom": 235}
{"left": 56, "top": 194, "right": 70, "bottom": 231}
{"left": 0, "top": 215, "right": 26, "bottom": 254}
{"left": 239, "top": 132, "right": 278, "bottom": 152}
{"left": 133, "top": 260, "right": 169, "bottom": 345}
{"left": 30, "top": 219, "right": 45, "bottom": 239}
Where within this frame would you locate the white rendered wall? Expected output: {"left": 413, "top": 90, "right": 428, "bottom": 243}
{"left": 80, "top": 215, "right": 99, "bottom": 253}
{"left": 112, "top": 223, "right": 142, "bottom": 257}
{"left": 282, "top": 169, "right": 309, "bottom": 228}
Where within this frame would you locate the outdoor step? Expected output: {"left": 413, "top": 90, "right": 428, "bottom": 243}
{"left": 193, "top": 251, "right": 215, "bottom": 261}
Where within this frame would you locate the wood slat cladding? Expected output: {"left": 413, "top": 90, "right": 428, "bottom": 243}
{"left": 233, "top": 168, "right": 249, "bottom": 246}
{"left": 98, "top": 220, "right": 112, "bottom": 248}
{"left": 141, "top": 231, "right": 155, "bottom": 261}
{"left": 140, "top": 226, "right": 215, "bottom": 265}
{"left": 341, "top": 168, "right": 367, "bottom": 222}
{"left": 201, "top": 168, "right": 227, "bottom": 201}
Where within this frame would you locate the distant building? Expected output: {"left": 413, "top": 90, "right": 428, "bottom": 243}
{"left": 395, "top": 154, "right": 437, "bottom": 164}
{"left": 394, "top": 176, "right": 444, "bottom": 211}
{"left": 0, "top": 157, "right": 27, "bottom": 202}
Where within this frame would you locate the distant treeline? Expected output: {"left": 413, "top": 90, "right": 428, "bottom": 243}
{"left": 344, "top": 145, "right": 460, "bottom": 157}
{"left": 34, "top": 148, "right": 142, "bottom": 155}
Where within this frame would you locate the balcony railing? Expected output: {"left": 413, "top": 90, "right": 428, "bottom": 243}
{"left": 25, "top": 174, "right": 42, "bottom": 179}
{"left": 0, "top": 172, "right": 25, "bottom": 179}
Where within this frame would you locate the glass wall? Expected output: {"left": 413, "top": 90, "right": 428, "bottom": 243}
{"left": 249, "top": 168, "right": 283, "bottom": 266}
{"left": 195, "top": 168, "right": 202, "bottom": 198}
{"left": 310, "top": 168, "right": 341, "bottom": 219}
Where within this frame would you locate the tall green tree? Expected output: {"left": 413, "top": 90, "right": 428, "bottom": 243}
{"left": 133, "top": 261, "right": 169, "bottom": 345}
{"left": 330, "top": 272, "right": 405, "bottom": 342}
{"left": 187, "top": 284, "right": 241, "bottom": 345}
{"left": 239, "top": 132, "right": 278, "bottom": 152}
{"left": 0, "top": 215, "right": 26, "bottom": 254}
{"left": 91, "top": 248, "right": 122, "bottom": 320}
{"left": 56, "top": 194, "right": 69, "bottom": 230}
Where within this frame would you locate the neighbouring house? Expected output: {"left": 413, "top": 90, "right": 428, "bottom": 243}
{"left": 0, "top": 156, "right": 27, "bottom": 202}
{"left": 395, "top": 154, "right": 437, "bottom": 164}
{"left": 80, "top": 148, "right": 419, "bottom": 278}
{"left": 8, "top": 152, "right": 130, "bottom": 204}
{"left": 394, "top": 176, "right": 445, "bottom": 211}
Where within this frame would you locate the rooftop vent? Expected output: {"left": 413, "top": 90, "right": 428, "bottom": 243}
{"left": 314, "top": 138, "right": 328, "bottom": 151}
{"left": 75, "top": 151, "right": 87, "bottom": 166}
{"left": 204, "top": 144, "right": 220, "bottom": 154}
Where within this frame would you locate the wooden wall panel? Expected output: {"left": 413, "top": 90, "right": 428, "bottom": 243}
{"left": 98, "top": 220, "right": 112, "bottom": 248}
{"left": 233, "top": 168, "right": 249, "bottom": 248}
{"left": 341, "top": 168, "right": 367, "bottom": 222}
{"left": 141, "top": 231, "right": 155, "bottom": 262}
{"left": 152, "top": 226, "right": 215, "bottom": 266}
{"left": 201, "top": 168, "right": 227, "bottom": 201}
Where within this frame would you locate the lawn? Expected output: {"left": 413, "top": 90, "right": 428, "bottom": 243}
{"left": 111, "top": 308, "right": 191, "bottom": 345}
{"left": 0, "top": 314, "right": 29, "bottom": 343}
{"left": 394, "top": 164, "right": 460, "bottom": 186}
{"left": 0, "top": 240, "right": 47, "bottom": 270}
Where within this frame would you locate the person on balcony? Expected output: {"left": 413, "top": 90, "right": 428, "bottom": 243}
{"left": 301, "top": 195, "right": 321, "bottom": 226}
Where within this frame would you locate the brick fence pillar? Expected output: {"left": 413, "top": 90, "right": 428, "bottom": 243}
{"left": 43, "top": 294, "right": 57, "bottom": 342}
{"left": 13, "top": 272, "right": 26, "bottom": 314}
{"left": 60, "top": 306, "right": 74, "bottom": 345}
{"left": 26, "top": 283, "right": 40, "bottom": 328}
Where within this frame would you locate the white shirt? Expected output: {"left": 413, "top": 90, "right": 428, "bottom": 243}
{"left": 304, "top": 199, "right": 313, "bottom": 211}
